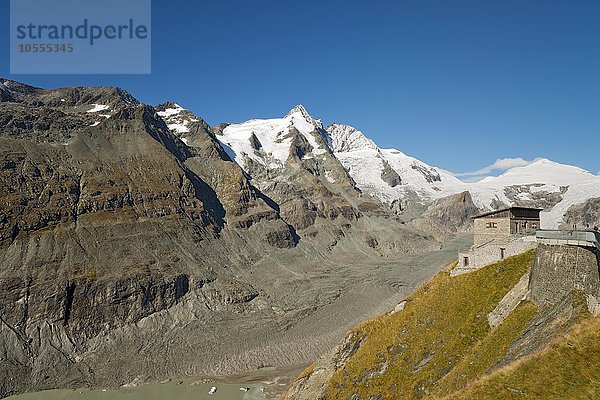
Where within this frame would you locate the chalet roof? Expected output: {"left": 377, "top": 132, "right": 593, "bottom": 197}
{"left": 473, "top": 206, "right": 543, "bottom": 220}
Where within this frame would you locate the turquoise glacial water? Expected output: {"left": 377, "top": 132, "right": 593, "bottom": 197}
{"left": 6, "top": 380, "right": 266, "bottom": 400}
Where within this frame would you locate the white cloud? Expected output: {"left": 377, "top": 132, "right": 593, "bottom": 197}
{"left": 455, "top": 157, "right": 540, "bottom": 180}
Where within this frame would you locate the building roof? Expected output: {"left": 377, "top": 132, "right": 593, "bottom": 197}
{"left": 473, "top": 206, "right": 543, "bottom": 219}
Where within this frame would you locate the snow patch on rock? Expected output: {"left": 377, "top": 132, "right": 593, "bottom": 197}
{"left": 157, "top": 103, "right": 185, "bottom": 118}
{"left": 157, "top": 103, "right": 193, "bottom": 135}
{"left": 87, "top": 104, "right": 110, "bottom": 113}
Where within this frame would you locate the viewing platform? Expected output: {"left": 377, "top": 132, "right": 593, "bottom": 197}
{"left": 535, "top": 230, "right": 600, "bottom": 251}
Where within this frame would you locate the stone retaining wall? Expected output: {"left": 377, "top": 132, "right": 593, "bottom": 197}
{"left": 529, "top": 244, "right": 600, "bottom": 306}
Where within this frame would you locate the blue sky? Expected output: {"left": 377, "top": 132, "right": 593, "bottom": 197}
{"left": 1, "top": 0, "right": 599, "bottom": 176}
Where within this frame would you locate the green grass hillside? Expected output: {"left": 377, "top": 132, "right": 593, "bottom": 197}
{"left": 324, "top": 250, "right": 545, "bottom": 399}
{"left": 445, "top": 314, "right": 600, "bottom": 400}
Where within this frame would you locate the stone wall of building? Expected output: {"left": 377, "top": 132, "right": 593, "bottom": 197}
{"left": 473, "top": 217, "right": 539, "bottom": 246}
{"left": 453, "top": 237, "right": 537, "bottom": 276}
{"left": 474, "top": 217, "right": 512, "bottom": 246}
{"left": 528, "top": 244, "right": 600, "bottom": 306}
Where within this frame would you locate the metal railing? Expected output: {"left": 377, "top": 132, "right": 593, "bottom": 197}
{"left": 536, "top": 230, "right": 600, "bottom": 250}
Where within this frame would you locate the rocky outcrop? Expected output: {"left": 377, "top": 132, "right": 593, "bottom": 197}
{"left": 379, "top": 156, "right": 402, "bottom": 188}
{"left": 409, "top": 191, "right": 481, "bottom": 240}
{"left": 284, "top": 332, "right": 366, "bottom": 400}
{"left": 421, "top": 191, "right": 480, "bottom": 232}
{"left": 561, "top": 197, "right": 600, "bottom": 229}
{"left": 411, "top": 162, "right": 441, "bottom": 183}
{"left": 488, "top": 272, "right": 530, "bottom": 328}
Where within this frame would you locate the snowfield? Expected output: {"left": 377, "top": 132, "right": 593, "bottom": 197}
{"left": 87, "top": 104, "right": 110, "bottom": 113}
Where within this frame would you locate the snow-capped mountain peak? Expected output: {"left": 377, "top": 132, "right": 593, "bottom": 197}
{"left": 323, "top": 122, "right": 463, "bottom": 203}
{"left": 458, "top": 158, "right": 600, "bottom": 228}
{"left": 216, "top": 106, "right": 328, "bottom": 170}
{"left": 158, "top": 102, "right": 599, "bottom": 230}
{"left": 481, "top": 158, "right": 595, "bottom": 184}
{"left": 323, "top": 121, "right": 600, "bottom": 229}
{"left": 285, "top": 104, "right": 324, "bottom": 131}
{"left": 286, "top": 104, "right": 310, "bottom": 118}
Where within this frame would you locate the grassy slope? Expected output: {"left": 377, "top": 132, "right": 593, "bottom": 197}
{"left": 436, "top": 301, "right": 538, "bottom": 395}
{"left": 445, "top": 314, "right": 600, "bottom": 400}
{"left": 324, "top": 250, "right": 538, "bottom": 400}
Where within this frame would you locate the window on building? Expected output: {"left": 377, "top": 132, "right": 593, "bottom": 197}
{"left": 485, "top": 222, "right": 498, "bottom": 228}
{"left": 464, "top": 256, "right": 469, "bottom": 266}
{"left": 500, "top": 248, "right": 506, "bottom": 259}
{"left": 532, "top": 223, "right": 537, "bottom": 229}
{"left": 521, "top": 221, "right": 528, "bottom": 228}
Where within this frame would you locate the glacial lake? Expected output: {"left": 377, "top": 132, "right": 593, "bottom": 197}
{"left": 6, "top": 380, "right": 266, "bottom": 400}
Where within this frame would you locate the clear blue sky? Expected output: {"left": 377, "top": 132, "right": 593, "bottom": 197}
{"left": 1, "top": 0, "right": 599, "bottom": 175}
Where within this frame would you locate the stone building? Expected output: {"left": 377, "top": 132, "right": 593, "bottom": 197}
{"left": 453, "top": 207, "right": 541, "bottom": 275}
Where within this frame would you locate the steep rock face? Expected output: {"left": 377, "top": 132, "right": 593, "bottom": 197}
{"left": 155, "top": 102, "right": 290, "bottom": 235}
{"left": 0, "top": 82, "right": 259, "bottom": 395}
{"left": 379, "top": 156, "right": 402, "bottom": 188}
{"left": 560, "top": 197, "right": 600, "bottom": 229}
{"left": 0, "top": 104, "right": 217, "bottom": 245}
{"left": 423, "top": 191, "right": 480, "bottom": 231}
{"left": 410, "top": 191, "right": 481, "bottom": 239}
